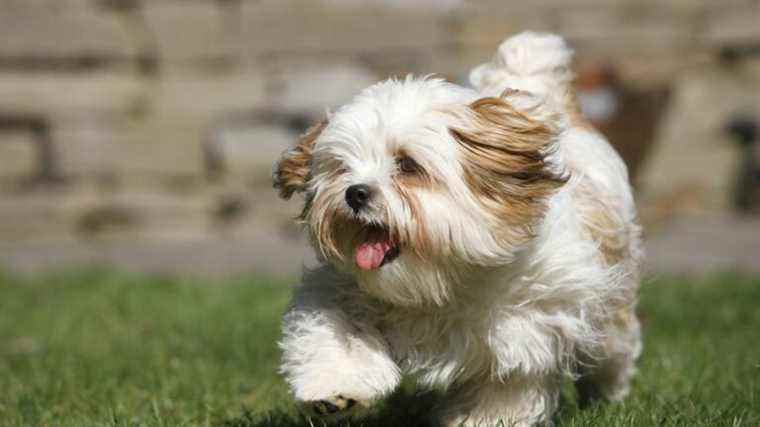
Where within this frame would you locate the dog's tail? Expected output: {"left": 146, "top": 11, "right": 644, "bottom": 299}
{"left": 470, "top": 31, "right": 574, "bottom": 104}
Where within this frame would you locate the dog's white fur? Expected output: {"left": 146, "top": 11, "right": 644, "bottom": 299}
{"left": 274, "top": 32, "right": 642, "bottom": 426}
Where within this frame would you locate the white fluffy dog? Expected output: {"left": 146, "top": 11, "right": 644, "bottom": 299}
{"left": 273, "top": 32, "right": 642, "bottom": 426}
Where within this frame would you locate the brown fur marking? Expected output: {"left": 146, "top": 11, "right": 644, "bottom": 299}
{"left": 304, "top": 189, "right": 352, "bottom": 261}
{"left": 391, "top": 179, "right": 433, "bottom": 259}
{"left": 573, "top": 179, "right": 629, "bottom": 266}
{"left": 273, "top": 119, "right": 329, "bottom": 199}
{"left": 450, "top": 97, "right": 567, "bottom": 245}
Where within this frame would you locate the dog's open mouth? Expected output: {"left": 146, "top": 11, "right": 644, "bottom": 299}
{"left": 355, "top": 225, "right": 400, "bottom": 271}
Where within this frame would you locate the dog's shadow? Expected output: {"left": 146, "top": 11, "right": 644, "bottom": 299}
{"left": 220, "top": 388, "right": 441, "bottom": 427}
{"left": 221, "top": 387, "right": 585, "bottom": 427}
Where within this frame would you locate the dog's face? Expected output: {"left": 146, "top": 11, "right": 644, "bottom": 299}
{"left": 274, "top": 77, "right": 564, "bottom": 306}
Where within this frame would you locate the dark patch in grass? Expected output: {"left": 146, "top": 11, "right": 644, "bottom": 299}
{"left": 221, "top": 388, "right": 442, "bottom": 427}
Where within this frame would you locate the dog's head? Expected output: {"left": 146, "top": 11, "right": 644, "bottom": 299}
{"left": 274, "top": 77, "right": 565, "bottom": 306}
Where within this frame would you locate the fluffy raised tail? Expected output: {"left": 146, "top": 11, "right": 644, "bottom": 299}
{"left": 470, "top": 32, "right": 574, "bottom": 117}
{"left": 470, "top": 31, "right": 574, "bottom": 97}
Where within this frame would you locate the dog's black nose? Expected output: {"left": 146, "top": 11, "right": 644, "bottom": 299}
{"left": 345, "top": 184, "right": 372, "bottom": 212}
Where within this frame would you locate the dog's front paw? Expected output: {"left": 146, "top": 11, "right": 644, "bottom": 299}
{"left": 300, "top": 395, "right": 368, "bottom": 420}
{"left": 311, "top": 395, "right": 357, "bottom": 415}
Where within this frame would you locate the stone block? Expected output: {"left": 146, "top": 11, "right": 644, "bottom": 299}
{"left": 0, "top": 132, "right": 37, "bottom": 180}
{"left": 240, "top": 1, "right": 446, "bottom": 56}
{"left": 0, "top": 3, "right": 134, "bottom": 59}
{"left": 264, "top": 61, "right": 378, "bottom": 114}
{"left": 111, "top": 123, "right": 207, "bottom": 177}
{"left": 453, "top": 7, "right": 558, "bottom": 49}
{"left": 216, "top": 125, "right": 294, "bottom": 179}
{"left": 52, "top": 119, "right": 127, "bottom": 178}
{"left": 143, "top": 2, "right": 238, "bottom": 62}
{"left": 703, "top": 2, "right": 760, "bottom": 46}
{"left": 38, "top": 117, "right": 205, "bottom": 181}
{"left": 557, "top": 4, "right": 699, "bottom": 54}
{"left": 0, "top": 188, "right": 99, "bottom": 241}
{"left": 0, "top": 72, "right": 146, "bottom": 118}
{"left": 150, "top": 68, "right": 267, "bottom": 123}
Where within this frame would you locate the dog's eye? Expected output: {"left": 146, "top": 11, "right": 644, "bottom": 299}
{"left": 397, "top": 156, "right": 421, "bottom": 174}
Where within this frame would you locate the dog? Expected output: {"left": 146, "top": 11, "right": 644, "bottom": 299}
{"left": 273, "top": 32, "right": 642, "bottom": 426}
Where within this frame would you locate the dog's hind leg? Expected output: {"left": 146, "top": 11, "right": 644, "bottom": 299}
{"left": 440, "top": 374, "right": 561, "bottom": 427}
{"left": 575, "top": 306, "right": 642, "bottom": 406}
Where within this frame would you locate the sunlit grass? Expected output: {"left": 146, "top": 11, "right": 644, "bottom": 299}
{"left": 0, "top": 270, "right": 758, "bottom": 426}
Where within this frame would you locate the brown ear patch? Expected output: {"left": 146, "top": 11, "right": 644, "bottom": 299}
{"left": 450, "top": 96, "right": 567, "bottom": 242}
{"left": 273, "top": 118, "right": 329, "bottom": 199}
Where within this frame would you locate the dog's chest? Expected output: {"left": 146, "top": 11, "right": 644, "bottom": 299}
{"left": 378, "top": 306, "right": 496, "bottom": 387}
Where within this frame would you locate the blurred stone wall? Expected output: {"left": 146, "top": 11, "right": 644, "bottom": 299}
{"left": 0, "top": 0, "right": 758, "bottom": 276}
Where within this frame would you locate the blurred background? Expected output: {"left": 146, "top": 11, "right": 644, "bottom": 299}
{"left": 1, "top": 0, "right": 759, "bottom": 280}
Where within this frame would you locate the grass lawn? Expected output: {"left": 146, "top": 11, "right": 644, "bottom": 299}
{"left": 0, "top": 269, "right": 758, "bottom": 426}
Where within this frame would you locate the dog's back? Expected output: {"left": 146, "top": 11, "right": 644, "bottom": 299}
{"left": 471, "top": 31, "right": 643, "bottom": 404}
{"left": 470, "top": 31, "right": 641, "bottom": 273}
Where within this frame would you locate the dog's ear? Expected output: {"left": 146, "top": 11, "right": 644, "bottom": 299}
{"left": 449, "top": 96, "right": 566, "bottom": 227}
{"left": 273, "top": 118, "right": 328, "bottom": 199}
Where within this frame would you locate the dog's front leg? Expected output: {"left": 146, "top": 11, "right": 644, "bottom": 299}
{"left": 279, "top": 281, "right": 400, "bottom": 420}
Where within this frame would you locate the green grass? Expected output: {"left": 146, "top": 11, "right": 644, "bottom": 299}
{"left": 0, "top": 270, "right": 758, "bottom": 426}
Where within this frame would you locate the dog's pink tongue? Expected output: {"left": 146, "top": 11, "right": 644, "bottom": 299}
{"left": 355, "top": 241, "right": 391, "bottom": 271}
